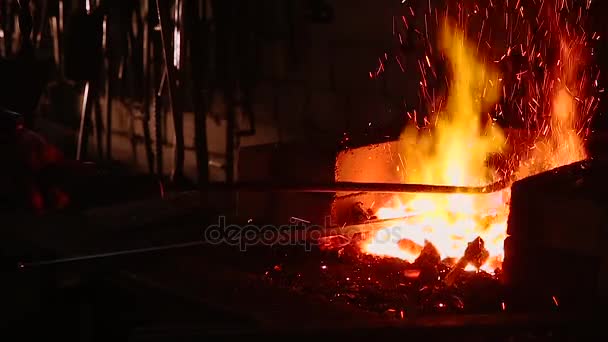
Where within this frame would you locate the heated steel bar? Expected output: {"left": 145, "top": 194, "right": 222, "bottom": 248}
{"left": 203, "top": 178, "right": 511, "bottom": 194}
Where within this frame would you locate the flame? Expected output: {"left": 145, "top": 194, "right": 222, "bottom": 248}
{"left": 365, "top": 23, "right": 508, "bottom": 272}
{"left": 363, "top": 6, "right": 593, "bottom": 272}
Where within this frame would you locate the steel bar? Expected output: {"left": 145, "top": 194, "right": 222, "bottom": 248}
{"left": 18, "top": 241, "right": 204, "bottom": 269}
{"left": 16, "top": 221, "right": 382, "bottom": 268}
{"left": 202, "top": 178, "right": 511, "bottom": 194}
{"left": 17, "top": 175, "right": 509, "bottom": 268}
{"left": 17, "top": 205, "right": 501, "bottom": 269}
{"left": 16, "top": 215, "right": 471, "bottom": 268}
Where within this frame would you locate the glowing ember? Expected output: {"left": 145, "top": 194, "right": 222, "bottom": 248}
{"left": 363, "top": 0, "right": 597, "bottom": 271}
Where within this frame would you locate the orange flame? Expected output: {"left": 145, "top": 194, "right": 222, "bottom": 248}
{"left": 365, "top": 23, "right": 508, "bottom": 272}
{"left": 363, "top": 18, "right": 591, "bottom": 272}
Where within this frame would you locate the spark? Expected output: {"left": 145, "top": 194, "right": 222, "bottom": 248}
{"left": 552, "top": 295, "right": 560, "bottom": 307}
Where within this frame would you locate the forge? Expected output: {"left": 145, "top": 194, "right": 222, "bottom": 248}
{"left": 231, "top": 1, "right": 607, "bottom": 331}
{"left": 226, "top": 141, "right": 608, "bottom": 336}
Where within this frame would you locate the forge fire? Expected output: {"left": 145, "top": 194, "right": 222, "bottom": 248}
{"left": 260, "top": 1, "right": 603, "bottom": 320}
{"left": 357, "top": 0, "right": 597, "bottom": 273}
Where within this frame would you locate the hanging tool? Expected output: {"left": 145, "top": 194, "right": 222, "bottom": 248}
{"left": 155, "top": 0, "right": 186, "bottom": 184}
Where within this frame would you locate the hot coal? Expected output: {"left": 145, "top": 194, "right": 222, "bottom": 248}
{"left": 259, "top": 236, "right": 559, "bottom": 319}
{"left": 397, "top": 239, "right": 423, "bottom": 256}
{"left": 445, "top": 237, "right": 490, "bottom": 286}
{"left": 350, "top": 201, "right": 378, "bottom": 224}
{"left": 414, "top": 241, "right": 441, "bottom": 267}
{"left": 465, "top": 237, "right": 491, "bottom": 269}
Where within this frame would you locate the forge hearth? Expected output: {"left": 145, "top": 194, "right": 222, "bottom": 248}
{"left": 253, "top": 156, "right": 608, "bottom": 322}
{"left": 231, "top": 145, "right": 608, "bottom": 329}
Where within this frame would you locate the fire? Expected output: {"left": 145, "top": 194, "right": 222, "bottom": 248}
{"left": 518, "top": 37, "right": 589, "bottom": 177}
{"left": 363, "top": 0, "right": 595, "bottom": 272}
{"left": 365, "top": 23, "right": 509, "bottom": 272}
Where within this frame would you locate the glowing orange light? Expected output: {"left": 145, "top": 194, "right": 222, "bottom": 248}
{"left": 363, "top": 8, "right": 592, "bottom": 271}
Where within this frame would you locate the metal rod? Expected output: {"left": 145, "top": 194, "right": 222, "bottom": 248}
{"left": 104, "top": 13, "right": 113, "bottom": 161}
{"left": 225, "top": 94, "right": 236, "bottom": 184}
{"left": 93, "top": 86, "right": 104, "bottom": 159}
{"left": 76, "top": 81, "right": 91, "bottom": 160}
{"left": 319, "top": 217, "right": 424, "bottom": 238}
{"left": 18, "top": 241, "right": 204, "bottom": 269}
{"left": 17, "top": 208, "right": 501, "bottom": 269}
{"left": 212, "top": 0, "right": 236, "bottom": 184}
{"left": 155, "top": 69, "right": 166, "bottom": 176}
{"left": 156, "top": 0, "right": 185, "bottom": 181}
{"left": 17, "top": 175, "right": 508, "bottom": 269}
{"left": 50, "top": 16, "right": 60, "bottom": 68}
{"left": 35, "top": 0, "right": 48, "bottom": 48}
{"left": 14, "top": 220, "right": 399, "bottom": 268}
{"left": 142, "top": 0, "right": 155, "bottom": 174}
{"left": 17, "top": 0, "right": 33, "bottom": 55}
{"left": 2, "top": 0, "right": 15, "bottom": 57}
{"left": 58, "top": 0, "right": 64, "bottom": 75}
{"left": 202, "top": 178, "right": 512, "bottom": 194}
